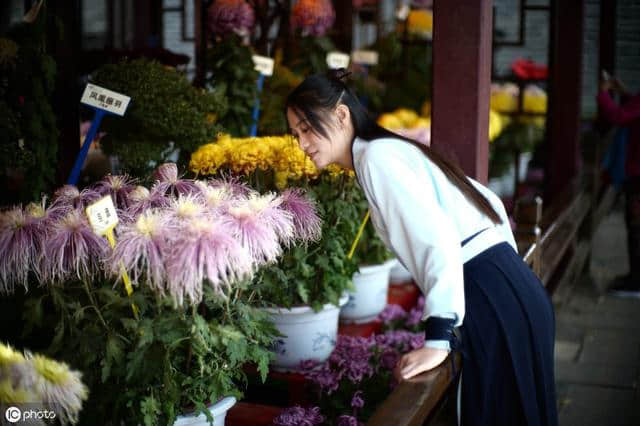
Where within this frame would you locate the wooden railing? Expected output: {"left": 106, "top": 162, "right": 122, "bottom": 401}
{"left": 366, "top": 128, "right": 618, "bottom": 426}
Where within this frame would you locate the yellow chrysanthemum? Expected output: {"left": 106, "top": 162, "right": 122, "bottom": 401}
{"left": 0, "top": 344, "right": 25, "bottom": 366}
{"left": 31, "top": 355, "right": 72, "bottom": 385}
{"left": 407, "top": 10, "right": 433, "bottom": 37}
{"left": 0, "top": 379, "right": 31, "bottom": 403}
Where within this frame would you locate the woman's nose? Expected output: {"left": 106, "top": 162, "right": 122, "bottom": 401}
{"left": 298, "top": 137, "right": 309, "bottom": 151}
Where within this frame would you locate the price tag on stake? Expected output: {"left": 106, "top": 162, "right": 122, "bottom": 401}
{"left": 86, "top": 196, "right": 119, "bottom": 236}
{"left": 351, "top": 50, "right": 379, "bottom": 66}
{"left": 326, "top": 51, "right": 350, "bottom": 69}
{"left": 85, "top": 196, "right": 139, "bottom": 318}
{"left": 252, "top": 55, "right": 274, "bottom": 76}
{"left": 81, "top": 83, "right": 130, "bottom": 116}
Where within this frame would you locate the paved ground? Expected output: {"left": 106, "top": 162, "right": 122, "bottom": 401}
{"left": 554, "top": 199, "right": 640, "bottom": 426}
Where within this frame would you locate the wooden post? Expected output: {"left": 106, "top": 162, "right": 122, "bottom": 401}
{"left": 332, "top": 0, "right": 353, "bottom": 54}
{"left": 544, "top": 0, "right": 583, "bottom": 202}
{"left": 431, "top": 0, "right": 493, "bottom": 183}
{"left": 599, "top": 0, "right": 616, "bottom": 76}
{"left": 49, "top": 0, "right": 81, "bottom": 186}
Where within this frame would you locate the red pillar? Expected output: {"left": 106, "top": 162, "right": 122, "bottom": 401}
{"left": 544, "top": 0, "right": 583, "bottom": 201}
{"left": 431, "top": 0, "right": 493, "bottom": 183}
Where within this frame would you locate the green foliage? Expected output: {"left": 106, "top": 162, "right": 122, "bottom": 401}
{"left": 254, "top": 174, "right": 360, "bottom": 311}
{"left": 489, "top": 121, "right": 544, "bottom": 178}
{"left": 205, "top": 36, "right": 259, "bottom": 136}
{"left": 0, "top": 12, "right": 58, "bottom": 203}
{"left": 91, "top": 58, "right": 228, "bottom": 176}
{"left": 22, "top": 279, "right": 277, "bottom": 425}
{"left": 365, "top": 32, "right": 432, "bottom": 113}
{"left": 258, "top": 64, "right": 302, "bottom": 135}
{"left": 287, "top": 36, "right": 335, "bottom": 76}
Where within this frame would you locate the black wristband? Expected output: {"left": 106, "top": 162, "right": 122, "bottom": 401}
{"left": 423, "top": 316, "right": 457, "bottom": 344}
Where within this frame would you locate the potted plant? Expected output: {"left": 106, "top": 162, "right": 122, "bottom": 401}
{"left": 90, "top": 59, "right": 228, "bottom": 176}
{"left": 2, "top": 163, "right": 320, "bottom": 425}
{"left": 190, "top": 136, "right": 359, "bottom": 371}
{"left": 338, "top": 180, "right": 397, "bottom": 324}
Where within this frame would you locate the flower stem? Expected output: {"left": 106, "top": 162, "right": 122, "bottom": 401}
{"left": 82, "top": 280, "right": 108, "bottom": 329}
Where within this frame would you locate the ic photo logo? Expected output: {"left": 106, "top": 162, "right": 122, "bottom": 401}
{"left": 4, "top": 406, "right": 57, "bottom": 423}
{"left": 5, "top": 406, "right": 21, "bottom": 423}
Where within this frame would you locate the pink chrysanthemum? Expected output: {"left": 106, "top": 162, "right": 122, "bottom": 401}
{"left": 152, "top": 163, "right": 200, "bottom": 197}
{"left": 208, "top": 175, "right": 252, "bottom": 198}
{"left": 225, "top": 193, "right": 294, "bottom": 264}
{"left": 0, "top": 206, "right": 46, "bottom": 293}
{"left": 127, "top": 185, "right": 170, "bottom": 217}
{"left": 194, "top": 180, "right": 233, "bottom": 212}
{"left": 51, "top": 185, "right": 101, "bottom": 212}
{"left": 165, "top": 217, "right": 253, "bottom": 305}
{"left": 291, "top": 0, "right": 335, "bottom": 37}
{"left": 93, "top": 174, "right": 137, "bottom": 209}
{"left": 278, "top": 188, "right": 322, "bottom": 242}
{"left": 43, "top": 210, "right": 109, "bottom": 283}
{"left": 164, "top": 194, "right": 208, "bottom": 224}
{"left": 108, "top": 210, "right": 169, "bottom": 294}
{"left": 272, "top": 406, "right": 325, "bottom": 426}
{"left": 207, "top": 0, "right": 255, "bottom": 36}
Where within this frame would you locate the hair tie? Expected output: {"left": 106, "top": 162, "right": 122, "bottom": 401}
{"left": 327, "top": 67, "right": 352, "bottom": 82}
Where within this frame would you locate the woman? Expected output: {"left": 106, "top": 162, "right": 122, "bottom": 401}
{"left": 286, "top": 70, "right": 558, "bottom": 426}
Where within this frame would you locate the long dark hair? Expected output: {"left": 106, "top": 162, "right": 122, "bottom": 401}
{"left": 285, "top": 69, "right": 502, "bottom": 224}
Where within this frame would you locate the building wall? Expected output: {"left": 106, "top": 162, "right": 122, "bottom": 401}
{"left": 616, "top": 0, "right": 640, "bottom": 96}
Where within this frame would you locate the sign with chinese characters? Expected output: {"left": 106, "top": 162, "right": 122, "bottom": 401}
{"left": 252, "top": 55, "right": 275, "bottom": 76}
{"left": 351, "top": 50, "right": 379, "bottom": 65}
{"left": 80, "top": 84, "right": 130, "bottom": 116}
{"left": 326, "top": 51, "right": 350, "bottom": 69}
{"left": 86, "top": 196, "right": 119, "bottom": 236}
{"left": 396, "top": 4, "right": 410, "bottom": 20}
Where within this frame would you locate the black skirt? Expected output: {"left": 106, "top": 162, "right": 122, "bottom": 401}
{"left": 459, "top": 242, "right": 558, "bottom": 426}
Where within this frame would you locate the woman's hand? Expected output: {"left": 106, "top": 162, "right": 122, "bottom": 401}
{"left": 393, "top": 347, "right": 450, "bottom": 381}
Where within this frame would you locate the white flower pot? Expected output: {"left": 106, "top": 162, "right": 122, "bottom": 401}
{"left": 262, "top": 294, "right": 348, "bottom": 372}
{"left": 173, "top": 396, "right": 237, "bottom": 426}
{"left": 340, "top": 259, "right": 397, "bottom": 324}
{"left": 389, "top": 259, "right": 413, "bottom": 284}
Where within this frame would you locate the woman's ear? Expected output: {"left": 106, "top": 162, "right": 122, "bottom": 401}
{"left": 336, "top": 104, "right": 350, "bottom": 128}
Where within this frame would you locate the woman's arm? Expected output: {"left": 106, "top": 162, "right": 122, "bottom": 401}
{"left": 597, "top": 90, "right": 640, "bottom": 126}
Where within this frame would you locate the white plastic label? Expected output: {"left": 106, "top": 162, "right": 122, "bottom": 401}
{"left": 351, "top": 50, "right": 379, "bottom": 65}
{"left": 397, "top": 4, "right": 410, "bottom": 20}
{"left": 326, "top": 52, "right": 350, "bottom": 69}
{"left": 252, "top": 55, "right": 274, "bottom": 76}
{"left": 86, "top": 196, "right": 119, "bottom": 236}
{"left": 81, "top": 84, "right": 130, "bottom": 116}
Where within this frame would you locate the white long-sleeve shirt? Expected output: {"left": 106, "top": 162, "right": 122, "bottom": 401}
{"left": 352, "top": 136, "right": 517, "bottom": 345}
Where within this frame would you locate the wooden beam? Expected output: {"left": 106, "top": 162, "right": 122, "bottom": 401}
{"left": 599, "top": 0, "right": 616, "bottom": 75}
{"left": 431, "top": 0, "right": 493, "bottom": 183}
{"left": 544, "top": 0, "right": 583, "bottom": 202}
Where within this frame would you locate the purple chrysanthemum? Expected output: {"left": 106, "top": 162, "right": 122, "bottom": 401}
{"left": 291, "top": 0, "right": 335, "bottom": 37}
{"left": 194, "top": 180, "right": 233, "bottom": 212}
{"left": 51, "top": 185, "right": 101, "bottom": 212}
{"left": 164, "top": 194, "right": 208, "bottom": 224}
{"left": 406, "top": 296, "right": 426, "bottom": 326}
{"left": 93, "top": 174, "right": 137, "bottom": 209}
{"left": 43, "top": 210, "right": 109, "bottom": 283}
{"left": 350, "top": 390, "right": 364, "bottom": 409}
{"left": 209, "top": 175, "right": 252, "bottom": 197}
{"left": 108, "top": 210, "right": 169, "bottom": 294}
{"left": 278, "top": 189, "right": 322, "bottom": 242}
{"left": 127, "top": 185, "right": 170, "bottom": 217}
{"left": 165, "top": 217, "right": 253, "bottom": 305}
{"left": 378, "top": 304, "right": 408, "bottom": 324}
{"left": 337, "top": 415, "right": 362, "bottom": 426}
{"left": 272, "top": 406, "right": 324, "bottom": 426}
{"left": 225, "top": 194, "right": 294, "bottom": 265}
{"left": 0, "top": 206, "right": 46, "bottom": 293}
{"left": 207, "top": 0, "right": 255, "bottom": 36}
{"left": 152, "top": 163, "right": 200, "bottom": 197}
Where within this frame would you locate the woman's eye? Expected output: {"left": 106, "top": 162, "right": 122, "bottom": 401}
{"left": 300, "top": 128, "right": 309, "bottom": 134}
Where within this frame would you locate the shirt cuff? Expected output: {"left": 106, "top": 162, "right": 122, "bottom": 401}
{"left": 424, "top": 339, "right": 451, "bottom": 351}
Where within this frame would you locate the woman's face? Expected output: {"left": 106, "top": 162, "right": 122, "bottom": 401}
{"left": 287, "top": 107, "right": 351, "bottom": 169}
